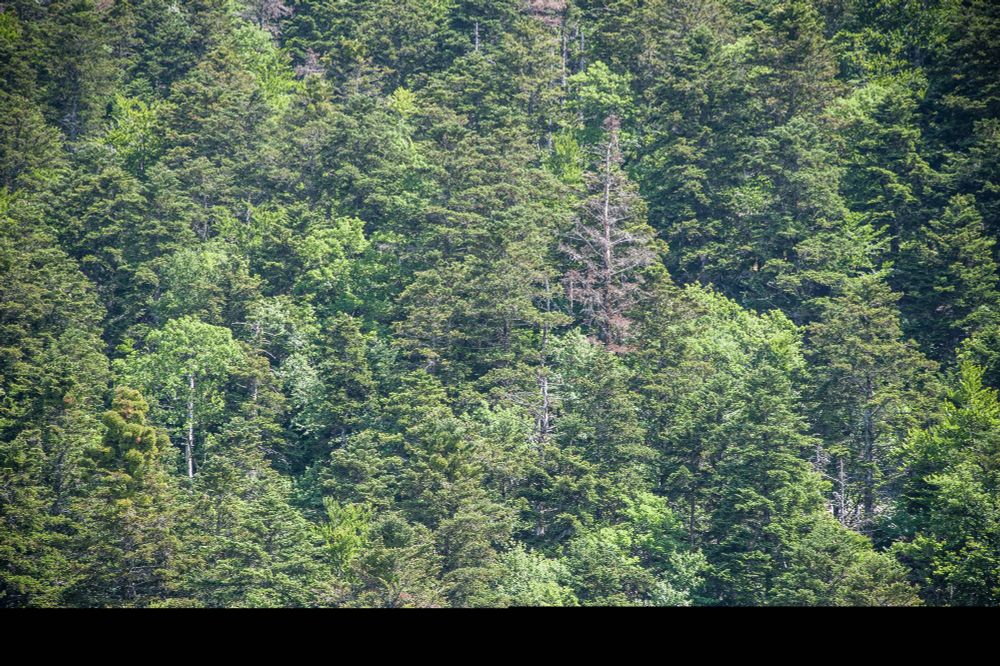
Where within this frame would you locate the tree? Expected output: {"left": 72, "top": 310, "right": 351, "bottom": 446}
{"left": 0, "top": 197, "right": 109, "bottom": 606}
{"left": 117, "top": 317, "right": 246, "bottom": 478}
{"left": 1, "top": 0, "right": 994, "bottom": 609}
{"left": 34, "top": 0, "right": 117, "bottom": 141}
{"left": 67, "top": 388, "right": 178, "bottom": 606}
{"left": 241, "top": 0, "right": 293, "bottom": 37}
{"left": 562, "top": 115, "right": 658, "bottom": 349}
{"left": 772, "top": 513, "right": 920, "bottom": 607}
{"left": 166, "top": 440, "right": 333, "bottom": 607}
{"left": 898, "top": 194, "right": 1000, "bottom": 359}
{"left": 486, "top": 544, "right": 578, "bottom": 607}
{"left": 835, "top": 77, "right": 937, "bottom": 257}
{"left": 152, "top": 242, "right": 262, "bottom": 327}
{"left": 635, "top": 283, "right": 857, "bottom": 604}
{"left": 0, "top": 92, "right": 63, "bottom": 192}
{"left": 55, "top": 144, "right": 195, "bottom": 343}
{"left": 893, "top": 363, "right": 1000, "bottom": 606}
{"left": 807, "top": 272, "right": 939, "bottom": 535}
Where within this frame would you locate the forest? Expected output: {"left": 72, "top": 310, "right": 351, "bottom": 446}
{"left": 1, "top": 0, "right": 999, "bottom": 607}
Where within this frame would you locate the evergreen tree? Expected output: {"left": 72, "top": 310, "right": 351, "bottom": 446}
{"left": 1, "top": 0, "right": 995, "bottom": 608}
{"left": 0, "top": 197, "right": 109, "bottom": 606}
{"left": 807, "top": 272, "right": 938, "bottom": 535}
{"left": 898, "top": 194, "right": 1000, "bottom": 359}
{"left": 893, "top": 363, "right": 1000, "bottom": 606}
{"left": 66, "top": 388, "right": 177, "bottom": 607}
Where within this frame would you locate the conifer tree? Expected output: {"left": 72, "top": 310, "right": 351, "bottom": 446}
{"left": 562, "top": 115, "right": 657, "bottom": 349}
{"left": 807, "top": 272, "right": 938, "bottom": 535}
{"left": 893, "top": 363, "right": 1000, "bottom": 606}
{"left": 898, "top": 194, "right": 1000, "bottom": 359}
{"left": 67, "top": 388, "right": 177, "bottom": 606}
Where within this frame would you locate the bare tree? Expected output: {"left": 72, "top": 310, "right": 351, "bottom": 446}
{"left": 562, "top": 115, "right": 655, "bottom": 350}
{"left": 242, "top": 0, "right": 293, "bottom": 37}
{"left": 295, "top": 48, "right": 325, "bottom": 78}
{"left": 525, "top": 0, "right": 567, "bottom": 29}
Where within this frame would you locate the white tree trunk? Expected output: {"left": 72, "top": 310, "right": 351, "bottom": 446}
{"left": 186, "top": 373, "right": 195, "bottom": 479}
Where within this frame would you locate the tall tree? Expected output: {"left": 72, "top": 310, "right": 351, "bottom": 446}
{"left": 562, "top": 115, "right": 658, "bottom": 349}
{"left": 807, "top": 272, "right": 938, "bottom": 535}
{"left": 67, "top": 388, "right": 177, "bottom": 607}
{"left": 898, "top": 194, "right": 1000, "bottom": 359}
{"left": 117, "top": 317, "right": 247, "bottom": 478}
{"left": 893, "top": 363, "right": 1000, "bottom": 606}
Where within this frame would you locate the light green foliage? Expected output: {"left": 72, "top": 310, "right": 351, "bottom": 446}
{"left": 105, "top": 95, "right": 163, "bottom": 175}
{"left": 317, "top": 498, "right": 374, "bottom": 575}
{"left": 89, "top": 388, "right": 171, "bottom": 495}
{"left": 295, "top": 216, "right": 369, "bottom": 315}
{"left": 228, "top": 21, "right": 299, "bottom": 109}
{"left": 153, "top": 242, "right": 262, "bottom": 325}
{"left": 566, "top": 60, "right": 633, "bottom": 138}
{"left": 547, "top": 130, "right": 585, "bottom": 185}
{"left": 116, "top": 316, "right": 248, "bottom": 475}
{"left": 489, "top": 545, "right": 578, "bottom": 607}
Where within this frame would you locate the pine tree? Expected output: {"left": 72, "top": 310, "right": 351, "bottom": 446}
{"left": 893, "top": 363, "right": 1000, "bottom": 606}
{"left": 807, "top": 271, "right": 939, "bottom": 535}
{"left": 899, "top": 194, "right": 1000, "bottom": 359}
{"left": 635, "top": 283, "right": 827, "bottom": 604}
{"left": 67, "top": 388, "right": 178, "bottom": 606}
{"left": 562, "top": 115, "right": 657, "bottom": 349}
{"left": 0, "top": 198, "right": 109, "bottom": 606}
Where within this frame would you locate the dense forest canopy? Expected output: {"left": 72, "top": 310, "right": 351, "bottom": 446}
{"left": 1, "top": 0, "right": 999, "bottom": 607}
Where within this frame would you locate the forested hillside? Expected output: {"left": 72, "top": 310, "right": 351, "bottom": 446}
{"left": 2, "top": 0, "right": 999, "bottom": 607}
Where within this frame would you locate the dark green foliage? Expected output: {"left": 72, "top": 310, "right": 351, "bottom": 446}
{"left": 898, "top": 194, "right": 1000, "bottom": 359}
{"left": 892, "top": 363, "right": 1000, "bottom": 606}
{"left": 807, "top": 272, "right": 939, "bottom": 536}
{"left": 65, "top": 388, "right": 177, "bottom": 606}
{"left": 0, "top": 198, "right": 109, "bottom": 606}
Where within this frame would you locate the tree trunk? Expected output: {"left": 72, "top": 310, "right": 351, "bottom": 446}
{"left": 862, "top": 406, "right": 875, "bottom": 530}
{"left": 601, "top": 137, "right": 614, "bottom": 344}
{"left": 862, "top": 375, "right": 876, "bottom": 532}
{"left": 186, "top": 373, "right": 195, "bottom": 479}
{"left": 837, "top": 456, "right": 848, "bottom": 526}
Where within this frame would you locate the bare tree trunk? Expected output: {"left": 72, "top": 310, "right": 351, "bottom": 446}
{"left": 689, "top": 494, "right": 696, "bottom": 547}
{"left": 250, "top": 320, "right": 261, "bottom": 416}
{"left": 862, "top": 409, "right": 875, "bottom": 530}
{"left": 186, "top": 373, "right": 195, "bottom": 479}
{"left": 537, "top": 372, "right": 552, "bottom": 445}
{"left": 561, "top": 23, "right": 568, "bottom": 88}
{"left": 861, "top": 375, "right": 876, "bottom": 532}
{"left": 837, "top": 456, "right": 847, "bottom": 526}
{"left": 535, "top": 279, "right": 555, "bottom": 449}
{"left": 601, "top": 137, "right": 614, "bottom": 344}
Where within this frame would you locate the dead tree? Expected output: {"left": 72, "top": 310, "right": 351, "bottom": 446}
{"left": 561, "top": 115, "right": 655, "bottom": 350}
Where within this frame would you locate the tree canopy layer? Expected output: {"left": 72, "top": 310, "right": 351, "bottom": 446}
{"left": 1, "top": 0, "right": 998, "bottom": 607}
